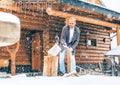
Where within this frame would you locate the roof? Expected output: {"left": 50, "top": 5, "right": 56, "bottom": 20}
{"left": 56, "top": 0, "right": 120, "bottom": 19}
{"left": 84, "top": 0, "right": 105, "bottom": 6}
{"left": 104, "top": 46, "right": 120, "bottom": 57}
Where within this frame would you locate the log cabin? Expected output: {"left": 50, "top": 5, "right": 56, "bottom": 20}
{"left": 0, "top": 0, "right": 120, "bottom": 75}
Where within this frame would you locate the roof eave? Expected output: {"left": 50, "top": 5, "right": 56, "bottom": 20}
{"left": 56, "top": 0, "right": 120, "bottom": 19}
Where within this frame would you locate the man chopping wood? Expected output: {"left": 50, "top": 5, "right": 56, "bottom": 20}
{"left": 59, "top": 16, "right": 80, "bottom": 76}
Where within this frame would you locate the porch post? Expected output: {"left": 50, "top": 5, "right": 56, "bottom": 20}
{"left": 6, "top": 41, "right": 19, "bottom": 76}
{"left": 117, "top": 28, "right": 120, "bottom": 61}
{"left": 117, "top": 29, "right": 120, "bottom": 45}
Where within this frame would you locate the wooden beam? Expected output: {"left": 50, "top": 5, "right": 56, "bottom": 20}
{"left": 46, "top": 8, "right": 120, "bottom": 31}
{"left": 66, "top": 48, "right": 71, "bottom": 73}
{"left": 116, "top": 29, "right": 120, "bottom": 61}
{"left": 0, "top": 1, "right": 21, "bottom": 12}
{"left": 6, "top": 41, "right": 20, "bottom": 76}
{"left": 117, "top": 29, "right": 120, "bottom": 45}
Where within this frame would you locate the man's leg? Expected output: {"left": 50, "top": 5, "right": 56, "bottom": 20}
{"left": 70, "top": 51, "right": 76, "bottom": 72}
{"left": 59, "top": 49, "right": 66, "bottom": 74}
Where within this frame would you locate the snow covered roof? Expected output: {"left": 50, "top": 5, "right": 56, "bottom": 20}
{"left": 56, "top": 0, "right": 120, "bottom": 19}
{"left": 0, "top": 12, "right": 20, "bottom": 24}
{"left": 104, "top": 46, "right": 120, "bottom": 57}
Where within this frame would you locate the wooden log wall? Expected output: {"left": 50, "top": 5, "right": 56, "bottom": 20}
{"left": 49, "top": 16, "right": 65, "bottom": 47}
{"left": 0, "top": 1, "right": 112, "bottom": 68}
{"left": 0, "top": 30, "right": 31, "bottom": 67}
{"left": 16, "top": 30, "right": 31, "bottom": 65}
{"left": 47, "top": 16, "right": 111, "bottom": 64}
{"left": 75, "top": 22, "right": 111, "bottom": 64}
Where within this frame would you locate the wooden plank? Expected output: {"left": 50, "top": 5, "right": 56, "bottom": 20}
{"left": 51, "top": 56, "right": 58, "bottom": 76}
{"left": 43, "top": 56, "right": 58, "bottom": 76}
{"left": 43, "top": 28, "right": 50, "bottom": 55}
{"left": 43, "top": 56, "right": 51, "bottom": 76}
{"left": 117, "top": 29, "right": 120, "bottom": 45}
{"left": 117, "top": 29, "right": 120, "bottom": 61}
{"left": 32, "top": 33, "right": 41, "bottom": 70}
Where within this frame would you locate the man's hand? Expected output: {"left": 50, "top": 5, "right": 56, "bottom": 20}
{"left": 69, "top": 47, "right": 73, "bottom": 51}
{"left": 63, "top": 44, "right": 67, "bottom": 48}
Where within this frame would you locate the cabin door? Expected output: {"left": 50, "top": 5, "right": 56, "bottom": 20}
{"left": 32, "top": 32, "right": 42, "bottom": 70}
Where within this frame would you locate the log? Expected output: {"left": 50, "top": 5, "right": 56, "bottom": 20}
{"left": 43, "top": 56, "right": 58, "bottom": 76}
{"left": 6, "top": 41, "right": 20, "bottom": 76}
{"left": 66, "top": 48, "right": 71, "bottom": 73}
{"left": 0, "top": 56, "right": 10, "bottom": 67}
{"left": 46, "top": 8, "right": 120, "bottom": 30}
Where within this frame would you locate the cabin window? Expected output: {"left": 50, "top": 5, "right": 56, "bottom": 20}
{"left": 87, "top": 39, "right": 97, "bottom": 46}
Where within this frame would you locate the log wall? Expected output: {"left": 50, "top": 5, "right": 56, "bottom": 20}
{"left": 0, "top": 2, "right": 111, "bottom": 70}
{"left": 47, "top": 16, "right": 111, "bottom": 64}
{"left": 76, "top": 22, "right": 111, "bottom": 64}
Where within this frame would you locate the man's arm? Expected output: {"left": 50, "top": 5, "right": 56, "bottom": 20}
{"left": 60, "top": 26, "right": 67, "bottom": 47}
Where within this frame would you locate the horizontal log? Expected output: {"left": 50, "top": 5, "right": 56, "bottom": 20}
{"left": 0, "top": 56, "right": 10, "bottom": 67}
{"left": 16, "top": 61, "right": 31, "bottom": 65}
{"left": 86, "top": 34, "right": 110, "bottom": 39}
{"left": 76, "top": 61, "right": 103, "bottom": 64}
{"left": 77, "top": 45, "right": 110, "bottom": 50}
{"left": 46, "top": 8, "right": 120, "bottom": 30}
{"left": 20, "top": 17, "right": 43, "bottom": 25}
{"left": 0, "top": 1, "right": 20, "bottom": 12}
{"left": 97, "top": 44, "right": 110, "bottom": 48}
{"left": 76, "top": 53, "right": 104, "bottom": 57}
{"left": 77, "top": 50, "right": 107, "bottom": 54}
{"left": 80, "top": 34, "right": 110, "bottom": 40}
{"left": 21, "top": 23, "right": 44, "bottom": 30}
{"left": 16, "top": 57, "right": 30, "bottom": 61}
{"left": 79, "top": 40, "right": 110, "bottom": 46}
{"left": 76, "top": 57, "right": 110, "bottom": 64}
{"left": 78, "top": 57, "right": 108, "bottom": 61}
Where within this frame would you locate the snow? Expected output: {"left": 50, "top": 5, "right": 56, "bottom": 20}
{"left": 0, "top": 0, "right": 120, "bottom": 84}
{"left": 0, "top": 12, "right": 20, "bottom": 24}
{"left": 102, "top": 0, "right": 120, "bottom": 49}
{"left": 102, "top": 0, "right": 120, "bottom": 13}
{"left": 0, "top": 74, "right": 120, "bottom": 85}
{"left": 110, "top": 33, "right": 117, "bottom": 49}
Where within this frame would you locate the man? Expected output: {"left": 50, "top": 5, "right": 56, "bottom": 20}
{"left": 59, "top": 16, "right": 80, "bottom": 75}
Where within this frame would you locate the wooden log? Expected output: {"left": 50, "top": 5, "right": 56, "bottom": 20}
{"left": 43, "top": 56, "right": 58, "bottom": 76}
{"left": 46, "top": 8, "right": 120, "bottom": 30}
{"left": 0, "top": 1, "right": 20, "bottom": 12}
{"left": 6, "top": 41, "right": 20, "bottom": 76}
{"left": 117, "top": 29, "right": 120, "bottom": 61}
{"left": 0, "top": 56, "right": 10, "bottom": 67}
{"left": 66, "top": 48, "right": 71, "bottom": 73}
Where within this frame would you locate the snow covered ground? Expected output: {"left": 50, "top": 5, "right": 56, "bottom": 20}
{"left": 0, "top": 74, "right": 120, "bottom": 85}
{"left": 0, "top": 0, "right": 120, "bottom": 85}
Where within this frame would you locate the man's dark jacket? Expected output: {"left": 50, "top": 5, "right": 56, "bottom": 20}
{"left": 60, "top": 25, "right": 80, "bottom": 54}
